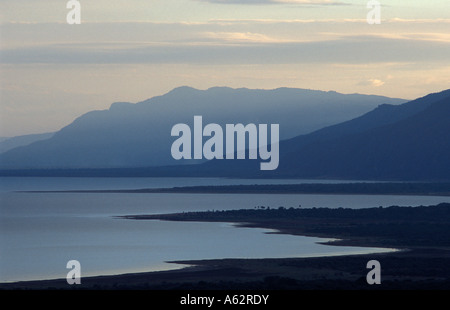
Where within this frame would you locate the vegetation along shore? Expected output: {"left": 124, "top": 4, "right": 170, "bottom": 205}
{"left": 2, "top": 202, "right": 449, "bottom": 290}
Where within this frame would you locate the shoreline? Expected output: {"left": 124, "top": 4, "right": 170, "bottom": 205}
{"left": 119, "top": 203, "right": 450, "bottom": 248}
{"left": 0, "top": 247, "right": 401, "bottom": 288}
{"left": 17, "top": 182, "right": 450, "bottom": 196}
{"left": 1, "top": 203, "right": 449, "bottom": 290}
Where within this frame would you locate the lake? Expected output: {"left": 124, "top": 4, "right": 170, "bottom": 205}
{"left": 1, "top": 177, "right": 449, "bottom": 283}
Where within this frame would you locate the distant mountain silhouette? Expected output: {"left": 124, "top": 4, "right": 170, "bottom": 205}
{"left": 0, "top": 132, "right": 54, "bottom": 154}
{"left": 0, "top": 87, "right": 404, "bottom": 169}
{"left": 200, "top": 89, "right": 450, "bottom": 181}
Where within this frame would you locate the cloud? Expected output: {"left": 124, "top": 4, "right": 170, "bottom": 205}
{"left": 357, "top": 79, "right": 385, "bottom": 88}
{"left": 371, "top": 32, "right": 450, "bottom": 43}
{"left": 203, "top": 31, "right": 291, "bottom": 43}
{"left": 2, "top": 20, "right": 449, "bottom": 66}
{"left": 387, "top": 18, "right": 450, "bottom": 24}
{"left": 369, "top": 79, "right": 385, "bottom": 87}
{"left": 2, "top": 35, "right": 450, "bottom": 66}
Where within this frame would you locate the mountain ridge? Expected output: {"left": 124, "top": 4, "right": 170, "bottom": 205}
{"left": 0, "top": 86, "right": 405, "bottom": 170}
{"left": 274, "top": 89, "right": 450, "bottom": 180}
{"left": 181, "top": 88, "right": 450, "bottom": 181}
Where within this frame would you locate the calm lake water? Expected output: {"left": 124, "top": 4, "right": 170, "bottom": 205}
{"left": 1, "top": 177, "right": 449, "bottom": 283}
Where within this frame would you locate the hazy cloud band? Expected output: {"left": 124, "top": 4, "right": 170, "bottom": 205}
{"left": 2, "top": 36, "right": 449, "bottom": 65}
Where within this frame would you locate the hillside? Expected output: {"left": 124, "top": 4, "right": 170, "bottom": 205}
{"left": 197, "top": 89, "right": 450, "bottom": 181}
{"left": 0, "top": 87, "right": 403, "bottom": 169}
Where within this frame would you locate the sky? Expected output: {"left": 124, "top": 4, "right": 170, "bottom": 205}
{"left": 0, "top": 0, "right": 449, "bottom": 137}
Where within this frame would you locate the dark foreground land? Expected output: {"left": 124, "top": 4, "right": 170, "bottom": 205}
{"left": 1, "top": 203, "right": 450, "bottom": 290}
